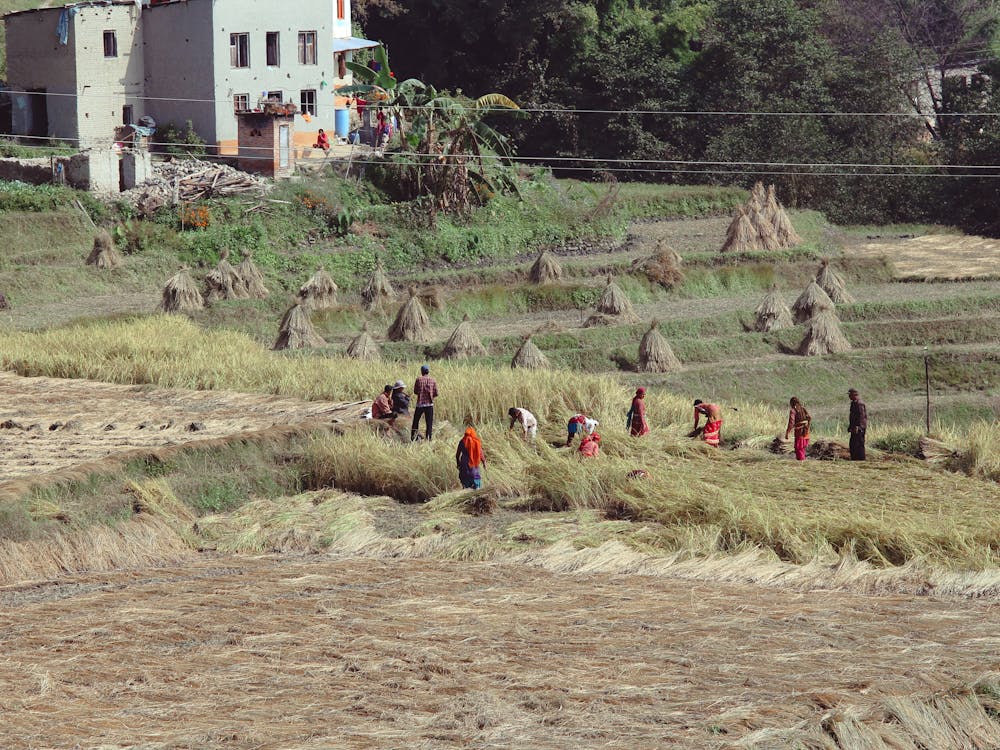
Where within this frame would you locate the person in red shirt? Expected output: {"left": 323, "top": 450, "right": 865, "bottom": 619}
{"left": 578, "top": 433, "right": 601, "bottom": 458}
{"left": 411, "top": 364, "right": 438, "bottom": 441}
{"left": 313, "top": 128, "right": 330, "bottom": 152}
{"left": 371, "top": 384, "right": 396, "bottom": 423}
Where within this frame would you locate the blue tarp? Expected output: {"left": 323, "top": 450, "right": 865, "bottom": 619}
{"left": 56, "top": 7, "right": 79, "bottom": 45}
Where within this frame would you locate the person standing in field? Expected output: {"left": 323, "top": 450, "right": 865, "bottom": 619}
{"left": 692, "top": 400, "right": 723, "bottom": 446}
{"left": 848, "top": 388, "right": 867, "bottom": 460}
{"left": 508, "top": 407, "right": 538, "bottom": 441}
{"left": 785, "top": 396, "right": 811, "bottom": 461}
{"left": 627, "top": 387, "right": 650, "bottom": 437}
{"left": 456, "top": 426, "right": 485, "bottom": 489}
{"left": 411, "top": 365, "right": 438, "bottom": 441}
{"left": 565, "top": 413, "right": 599, "bottom": 447}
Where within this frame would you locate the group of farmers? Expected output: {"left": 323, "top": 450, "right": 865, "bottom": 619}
{"left": 371, "top": 367, "right": 870, "bottom": 491}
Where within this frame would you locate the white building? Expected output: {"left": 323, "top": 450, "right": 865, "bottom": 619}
{"left": 5, "top": 0, "right": 376, "bottom": 154}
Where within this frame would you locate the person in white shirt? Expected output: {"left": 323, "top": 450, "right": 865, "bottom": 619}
{"left": 565, "top": 413, "right": 599, "bottom": 447}
{"left": 508, "top": 407, "right": 538, "bottom": 441}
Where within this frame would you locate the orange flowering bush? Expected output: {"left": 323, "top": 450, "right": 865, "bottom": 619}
{"left": 178, "top": 203, "right": 211, "bottom": 229}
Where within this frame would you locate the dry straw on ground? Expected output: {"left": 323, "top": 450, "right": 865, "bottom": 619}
{"left": 361, "top": 261, "right": 395, "bottom": 310}
{"left": 204, "top": 250, "right": 248, "bottom": 303}
{"left": 792, "top": 280, "right": 835, "bottom": 324}
{"left": 754, "top": 287, "right": 794, "bottom": 332}
{"left": 346, "top": 322, "right": 380, "bottom": 361}
{"left": 158, "top": 268, "right": 204, "bottom": 313}
{"left": 441, "top": 314, "right": 486, "bottom": 359}
{"left": 798, "top": 309, "right": 852, "bottom": 356}
{"left": 236, "top": 255, "right": 269, "bottom": 299}
{"left": 273, "top": 300, "right": 326, "bottom": 350}
{"left": 529, "top": 249, "right": 562, "bottom": 284}
{"left": 816, "top": 258, "right": 855, "bottom": 303}
{"left": 637, "top": 320, "right": 681, "bottom": 373}
{"left": 388, "top": 287, "right": 431, "bottom": 342}
{"left": 86, "top": 229, "right": 122, "bottom": 270}
{"left": 299, "top": 268, "right": 338, "bottom": 310}
{"left": 511, "top": 336, "right": 549, "bottom": 369}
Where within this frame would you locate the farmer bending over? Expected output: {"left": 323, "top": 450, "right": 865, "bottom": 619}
{"left": 508, "top": 407, "right": 538, "bottom": 441}
{"left": 691, "top": 400, "right": 722, "bottom": 447}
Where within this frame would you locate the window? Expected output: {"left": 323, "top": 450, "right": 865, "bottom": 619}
{"left": 266, "top": 31, "right": 280, "bottom": 66}
{"left": 297, "top": 31, "right": 317, "bottom": 65}
{"left": 103, "top": 30, "right": 117, "bottom": 58}
{"left": 233, "top": 93, "right": 249, "bottom": 112}
{"left": 300, "top": 89, "right": 316, "bottom": 116}
{"left": 336, "top": 0, "right": 345, "bottom": 19}
{"left": 267, "top": 90, "right": 283, "bottom": 103}
{"left": 122, "top": 105, "right": 133, "bottom": 125}
{"left": 230, "top": 33, "right": 250, "bottom": 68}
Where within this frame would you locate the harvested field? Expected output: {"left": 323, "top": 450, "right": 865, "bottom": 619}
{"left": 0, "top": 371, "right": 362, "bottom": 481}
{"left": 1, "top": 553, "right": 999, "bottom": 749}
{"left": 851, "top": 234, "right": 1000, "bottom": 280}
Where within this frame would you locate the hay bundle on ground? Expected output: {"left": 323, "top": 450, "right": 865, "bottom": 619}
{"left": 529, "top": 249, "right": 562, "bottom": 284}
{"left": 346, "top": 322, "right": 380, "bottom": 361}
{"left": 721, "top": 207, "right": 761, "bottom": 253}
{"left": 633, "top": 242, "right": 684, "bottom": 289}
{"left": 86, "top": 229, "right": 123, "bottom": 270}
{"left": 299, "top": 268, "right": 338, "bottom": 310}
{"left": 595, "top": 275, "right": 638, "bottom": 321}
{"left": 159, "top": 268, "right": 204, "bottom": 312}
{"left": 792, "top": 281, "right": 834, "bottom": 324}
{"left": 442, "top": 314, "right": 486, "bottom": 359}
{"left": 387, "top": 287, "right": 431, "bottom": 342}
{"left": 419, "top": 285, "right": 445, "bottom": 311}
{"left": 204, "top": 250, "right": 247, "bottom": 303}
{"left": 637, "top": 320, "right": 681, "bottom": 373}
{"left": 815, "top": 258, "right": 854, "bottom": 304}
{"left": 754, "top": 287, "right": 794, "bottom": 332}
{"left": 797, "top": 309, "right": 852, "bottom": 356}
{"left": 361, "top": 261, "right": 394, "bottom": 310}
{"left": 770, "top": 435, "right": 793, "bottom": 455}
{"left": 808, "top": 439, "right": 852, "bottom": 460}
{"left": 273, "top": 300, "right": 326, "bottom": 350}
{"left": 511, "top": 336, "right": 549, "bottom": 369}
{"left": 918, "top": 436, "right": 959, "bottom": 465}
{"left": 237, "top": 255, "right": 269, "bottom": 299}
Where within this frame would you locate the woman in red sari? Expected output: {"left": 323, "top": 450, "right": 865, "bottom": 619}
{"left": 628, "top": 387, "right": 650, "bottom": 437}
{"left": 784, "top": 397, "right": 811, "bottom": 461}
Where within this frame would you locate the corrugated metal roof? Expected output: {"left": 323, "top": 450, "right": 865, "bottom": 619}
{"left": 332, "top": 36, "right": 378, "bottom": 53}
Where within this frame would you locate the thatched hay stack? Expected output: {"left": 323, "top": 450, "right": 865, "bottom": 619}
{"left": 387, "top": 287, "right": 431, "bottom": 342}
{"left": 442, "top": 313, "right": 487, "bottom": 359}
{"left": 637, "top": 320, "right": 681, "bottom": 373}
{"left": 86, "top": 229, "right": 123, "bottom": 270}
{"left": 751, "top": 181, "right": 768, "bottom": 205}
{"left": 236, "top": 255, "right": 269, "bottom": 299}
{"left": 419, "top": 285, "right": 445, "bottom": 311}
{"left": 361, "top": 261, "right": 394, "bottom": 310}
{"left": 634, "top": 241, "right": 684, "bottom": 289}
{"left": 273, "top": 300, "right": 326, "bottom": 350}
{"left": 595, "top": 275, "right": 638, "bottom": 321}
{"left": 159, "top": 268, "right": 204, "bottom": 313}
{"left": 346, "top": 322, "right": 380, "bottom": 361}
{"left": 754, "top": 287, "right": 794, "bottom": 332}
{"left": 792, "top": 281, "right": 834, "bottom": 324}
{"left": 299, "top": 268, "right": 338, "bottom": 310}
{"left": 529, "top": 249, "right": 562, "bottom": 284}
{"left": 511, "top": 336, "right": 549, "bottom": 370}
{"left": 756, "top": 209, "right": 783, "bottom": 251}
{"left": 721, "top": 207, "right": 761, "bottom": 253}
{"left": 763, "top": 184, "right": 782, "bottom": 226}
{"left": 797, "top": 309, "right": 852, "bottom": 356}
{"left": 205, "top": 250, "right": 248, "bottom": 303}
{"left": 815, "top": 258, "right": 854, "bottom": 304}
{"left": 773, "top": 203, "right": 802, "bottom": 246}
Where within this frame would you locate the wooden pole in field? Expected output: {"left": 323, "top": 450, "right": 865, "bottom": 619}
{"left": 924, "top": 348, "right": 931, "bottom": 434}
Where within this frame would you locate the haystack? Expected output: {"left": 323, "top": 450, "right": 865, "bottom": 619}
{"left": 815, "top": 258, "right": 854, "bottom": 304}
{"left": 237, "top": 255, "right": 269, "bottom": 299}
{"left": 792, "top": 281, "right": 834, "bottom": 324}
{"left": 755, "top": 208, "right": 783, "bottom": 251}
{"left": 762, "top": 184, "right": 781, "bottom": 226}
{"left": 634, "top": 241, "right": 684, "bottom": 289}
{"left": 637, "top": 320, "right": 681, "bottom": 373}
{"left": 721, "top": 207, "right": 761, "bottom": 253}
{"left": 773, "top": 203, "right": 802, "bottom": 246}
{"left": 511, "top": 336, "right": 549, "bottom": 369}
{"left": 86, "top": 229, "right": 122, "bottom": 270}
{"left": 754, "top": 287, "right": 794, "bottom": 332}
{"left": 205, "top": 249, "right": 247, "bottom": 303}
{"left": 159, "top": 268, "right": 204, "bottom": 313}
{"left": 751, "top": 181, "right": 768, "bottom": 205}
{"left": 442, "top": 314, "right": 487, "bottom": 359}
{"left": 361, "top": 261, "right": 394, "bottom": 310}
{"left": 346, "top": 322, "right": 380, "bottom": 361}
{"left": 529, "top": 249, "right": 562, "bottom": 284}
{"left": 419, "top": 285, "right": 445, "bottom": 311}
{"left": 299, "top": 268, "right": 338, "bottom": 310}
{"left": 595, "top": 275, "right": 638, "bottom": 321}
{"left": 797, "top": 309, "right": 852, "bottom": 356}
{"left": 387, "top": 287, "right": 431, "bottom": 342}
{"left": 273, "top": 300, "right": 326, "bottom": 350}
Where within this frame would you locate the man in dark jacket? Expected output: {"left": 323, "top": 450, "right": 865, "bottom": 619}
{"left": 848, "top": 388, "right": 867, "bottom": 461}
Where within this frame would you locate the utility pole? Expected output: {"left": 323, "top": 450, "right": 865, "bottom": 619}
{"left": 924, "top": 347, "right": 931, "bottom": 434}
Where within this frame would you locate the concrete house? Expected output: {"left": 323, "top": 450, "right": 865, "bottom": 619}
{"left": 5, "top": 0, "right": 376, "bottom": 154}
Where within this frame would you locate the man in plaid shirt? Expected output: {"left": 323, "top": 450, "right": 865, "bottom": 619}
{"left": 411, "top": 364, "right": 439, "bottom": 441}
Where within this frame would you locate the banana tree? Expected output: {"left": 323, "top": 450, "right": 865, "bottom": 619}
{"left": 336, "top": 45, "right": 426, "bottom": 144}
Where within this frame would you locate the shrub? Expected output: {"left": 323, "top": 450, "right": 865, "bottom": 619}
{"left": 154, "top": 120, "right": 207, "bottom": 156}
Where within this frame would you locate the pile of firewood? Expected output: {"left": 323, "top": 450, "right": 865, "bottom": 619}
{"left": 121, "top": 160, "right": 270, "bottom": 215}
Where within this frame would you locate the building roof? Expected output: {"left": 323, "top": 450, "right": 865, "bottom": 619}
{"left": 4, "top": 0, "right": 137, "bottom": 19}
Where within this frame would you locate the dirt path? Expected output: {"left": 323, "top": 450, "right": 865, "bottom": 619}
{"left": 0, "top": 553, "right": 998, "bottom": 749}
{"left": 0, "top": 371, "right": 364, "bottom": 481}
